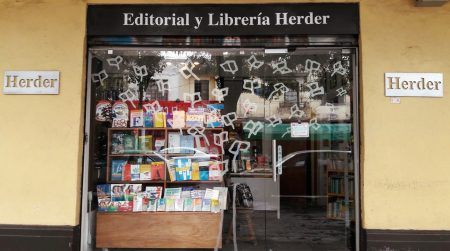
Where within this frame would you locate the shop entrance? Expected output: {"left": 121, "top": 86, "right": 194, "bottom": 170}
{"left": 82, "top": 42, "right": 359, "bottom": 250}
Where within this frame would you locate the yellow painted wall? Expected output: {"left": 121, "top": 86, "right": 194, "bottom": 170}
{"left": 0, "top": 0, "right": 449, "bottom": 231}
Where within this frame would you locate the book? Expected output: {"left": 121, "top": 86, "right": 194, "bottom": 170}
{"left": 151, "top": 162, "right": 164, "bottom": 180}
{"left": 109, "top": 202, "right": 119, "bottom": 212}
{"left": 131, "top": 164, "right": 140, "bottom": 181}
{"left": 168, "top": 132, "right": 181, "bottom": 153}
{"left": 175, "top": 198, "right": 184, "bottom": 211}
{"left": 165, "top": 198, "right": 175, "bottom": 211}
{"left": 167, "top": 164, "right": 176, "bottom": 182}
{"left": 211, "top": 199, "right": 220, "bottom": 213}
{"left": 133, "top": 192, "right": 148, "bottom": 212}
{"left": 139, "top": 164, "right": 151, "bottom": 180}
{"left": 214, "top": 187, "right": 228, "bottom": 210}
{"left": 111, "top": 184, "right": 125, "bottom": 202}
{"left": 111, "top": 133, "right": 126, "bottom": 154}
{"left": 123, "top": 134, "right": 137, "bottom": 153}
{"left": 145, "top": 186, "right": 163, "bottom": 199}
{"left": 175, "top": 158, "right": 192, "bottom": 181}
{"left": 191, "top": 162, "right": 200, "bottom": 180}
{"left": 130, "top": 109, "right": 144, "bottom": 127}
{"left": 139, "top": 135, "right": 153, "bottom": 153}
{"left": 164, "top": 187, "right": 182, "bottom": 199}
{"left": 183, "top": 198, "right": 193, "bottom": 211}
{"left": 118, "top": 201, "right": 133, "bottom": 212}
{"left": 172, "top": 110, "right": 186, "bottom": 128}
{"left": 206, "top": 109, "right": 223, "bottom": 128}
{"left": 181, "top": 191, "right": 191, "bottom": 198}
{"left": 157, "top": 198, "right": 166, "bottom": 211}
{"left": 191, "top": 190, "right": 206, "bottom": 199}
{"left": 153, "top": 112, "right": 166, "bottom": 128}
{"left": 147, "top": 199, "right": 157, "bottom": 212}
{"left": 208, "top": 162, "right": 221, "bottom": 181}
{"left": 154, "top": 137, "right": 165, "bottom": 152}
{"left": 144, "top": 111, "right": 153, "bottom": 127}
{"left": 124, "top": 184, "right": 142, "bottom": 201}
{"left": 192, "top": 198, "right": 202, "bottom": 212}
{"left": 204, "top": 188, "right": 220, "bottom": 200}
{"left": 201, "top": 199, "right": 211, "bottom": 212}
{"left": 111, "top": 160, "right": 126, "bottom": 181}
{"left": 122, "top": 163, "right": 131, "bottom": 181}
{"left": 186, "top": 108, "right": 205, "bottom": 127}
{"left": 180, "top": 135, "right": 194, "bottom": 154}
{"left": 97, "top": 184, "right": 111, "bottom": 212}
{"left": 200, "top": 169, "right": 209, "bottom": 181}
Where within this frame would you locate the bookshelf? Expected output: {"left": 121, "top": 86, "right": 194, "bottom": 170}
{"left": 98, "top": 126, "right": 225, "bottom": 249}
{"left": 326, "top": 157, "right": 355, "bottom": 221}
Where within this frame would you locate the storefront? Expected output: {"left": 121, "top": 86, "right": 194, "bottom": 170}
{"left": 0, "top": 1, "right": 449, "bottom": 251}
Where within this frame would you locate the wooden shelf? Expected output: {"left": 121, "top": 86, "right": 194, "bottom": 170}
{"left": 327, "top": 169, "right": 354, "bottom": 174}
{"left": 328, "top": 193, "right": 354, "bottom": 199}
{"left": 109, "top": 127, "right": 167, "bottom": 131}
{"left": 96, "top": 211, "right": 222, "bottom": 248}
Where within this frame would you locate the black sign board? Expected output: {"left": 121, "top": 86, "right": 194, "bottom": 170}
{"left": 87, "top": 4, "right": 359, "bottom": 36}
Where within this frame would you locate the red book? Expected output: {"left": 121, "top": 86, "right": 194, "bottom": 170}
{"left": 151, "top": 162, "right": 165, "bottom": 180}
{"left": 123, "top": 163, "right": 131, "bottom": 181}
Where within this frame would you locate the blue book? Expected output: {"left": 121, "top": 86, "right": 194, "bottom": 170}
{"left": 180, "top": 135, "right": 194, "bottom": 154}
{"left": 111, "top": 160, "right": 127, "bottom": 181}
{"left": 97, "top": 184, "right": 111, "bottom": 212}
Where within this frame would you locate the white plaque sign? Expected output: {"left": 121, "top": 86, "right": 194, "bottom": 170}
{"left": 291, "top": 122, "right": 310, "bottom": 138}
{"left": 385, "top": 73, "right": 443, "bottom": 97}
{"left": 3, "top": 71, "right": 60, "bottom": 94}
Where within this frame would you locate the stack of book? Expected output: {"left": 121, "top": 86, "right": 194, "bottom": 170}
{"left": 111, "top": 160, "right": 165, "bottom": 181}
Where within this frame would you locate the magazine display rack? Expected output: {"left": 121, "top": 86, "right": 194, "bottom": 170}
{"left": 96, "top": 127, "right": 225, "bottom": 249}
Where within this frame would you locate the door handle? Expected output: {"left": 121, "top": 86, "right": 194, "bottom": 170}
{"left": 272, "top": 139, "right": 277, "bottom": 182}
{"left": 277, "top": 145, "right": 283, "bottom": 175}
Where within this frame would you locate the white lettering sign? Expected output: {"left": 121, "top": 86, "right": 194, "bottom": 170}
{"left": 385, "top": 73, "right": 443, "bottom": 97}
{"left": 3, "top": 71, "right": 60, "bottom": 95}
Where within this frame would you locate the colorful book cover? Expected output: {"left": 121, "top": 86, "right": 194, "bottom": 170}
{"left": 111, "top": 133, "right": 126, "bottom": 154}
{"left": 168, "top": 132, "right": 181, "bottom": 153}
{"left": 165, "top": 198, "right": 175, "bottom": 211}
{"left": 147, "top": 199, "right": 157, "bottom": 212}
{"left": 130, "top": 109, "right": 144, "bottom": 127}
{"left": 145, "top": 186, "right": 163, "bottom": 199}
{"left": 153, "top": 112, "right": 166, "bottom": 128}
{"left": 118, "top": 201, "right": 133, "bottom": 212}
{"left": 133, "top": 192, "right": 147, "bottom": 212}
{"left": 175, "top": 158, "right": 192, "bottom": 181}
{"left": 139, "top": 135, "right": 153, "bottom": 153}
{"left": 130, "top": 164, "right": 140, "bottom": 181}
{"left": 139, "top": 164, "right": 151, "bottom": 180}
{"left": 111, "top": 160, "right": 126, "bottom": 181}
{"left": 208, "top": 163, "right": 221, "bottom": 181}
{"left": 206, "top": 109, "right": 223, "bottom": 128}
{"left": 144, "top": 111, "right": 153, "bottom": 127}
{"left": 111, "top": 184, "right": 125, "bottom": 202}
{"left": 211, "top": 199, "right": 220, "bottom": 213}
{"left": 191, "top": 162, "right": 200, "bottom": 180}
{"left": 186, "top": 108, "right": 205, "bottom": 127}
{"left": 123, "top": 134, "right": 136, "bottom": 153}
{"left": 201, "top": 199, "right": 211, "bottom": 212}
{"left": 200, "top": 170, "right": 209, "bottom": 181}
{"left": 122, "top": 163, "right": 131, "bottom": 181}
{"left": 97, "top": 184, "right": 111, "bottom": 212}
{"left": 151, "top": 162, "right": 164, "bottom": 180}
{"left": 109, "top": 201, "right": 120, "bottom": 212}
{"left": 180, "top": 135, "right": 194, "bottom": 154}
{"left": 192, "top": 198, "right": 202, "bottom": 212}
{"left": 124, "top": 184, "right": 142, "bottom": 201}
{"left": 214, "top": 187, "right": 228, "bottom": 210}
{"left": 157, "top": 198, "right": 166, "bottom": 211}
{"left": 164, "top": 187, "right": 182, "bottom": 199}
{"left": 183, "top": 198, "right": 193, "bottom": 211}
{"left": 167, "top": 165, "right": 176, "bottom": 182}
{"left": 172, "top": 110, "right": 186, "bottom": 128}
{"left": 175, "top": 198, "right": 184, "bottom": 211}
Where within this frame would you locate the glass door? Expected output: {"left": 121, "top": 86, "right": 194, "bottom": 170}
{"left": 263, "top": 48, "right": 357, "bottom": 251}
